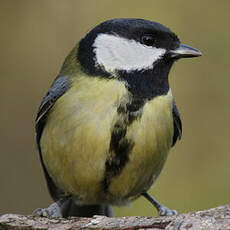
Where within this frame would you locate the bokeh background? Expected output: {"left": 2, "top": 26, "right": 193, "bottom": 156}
{"left": 1, "top": 0, "right": 230, "bottom": 217}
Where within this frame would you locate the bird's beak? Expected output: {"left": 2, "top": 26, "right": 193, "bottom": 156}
{"left": 170, "top": 43, "right": 202, "bottom": 58}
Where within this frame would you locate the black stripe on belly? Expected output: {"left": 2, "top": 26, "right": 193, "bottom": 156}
{"left": 103, "top": 98, "right": 145, "bottom": 191}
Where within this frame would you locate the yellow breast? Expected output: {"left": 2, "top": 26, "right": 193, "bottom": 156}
{"left": 40, "top": 75, "right": 174, "bottom": 205}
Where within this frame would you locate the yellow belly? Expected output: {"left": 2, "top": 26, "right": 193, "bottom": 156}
{"left": 40, "top": 77, "right": 174, "bottom": 205}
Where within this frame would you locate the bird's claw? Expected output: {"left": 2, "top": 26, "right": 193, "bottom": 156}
{"left": 158, "top": 206, "right": 178, "bottom": 216}
{"left": 33, "top": 202, "right": 62, "bottom": 218}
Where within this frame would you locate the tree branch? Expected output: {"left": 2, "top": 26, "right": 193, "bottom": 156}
{"left": 0, "top": 205, "right": 229, "bottom": 230}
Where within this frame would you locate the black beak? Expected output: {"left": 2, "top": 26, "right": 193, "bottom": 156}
{"left": 170, "top": 43, "right": 202, "bottom": 58}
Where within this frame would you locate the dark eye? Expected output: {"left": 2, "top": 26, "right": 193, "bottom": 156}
{"left": 141, "top": 35, "right": 155, "bottom": 46}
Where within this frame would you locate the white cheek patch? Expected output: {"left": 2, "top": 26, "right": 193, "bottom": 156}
{"left": 93, "top": 34, "right": 166, "bottom": 73}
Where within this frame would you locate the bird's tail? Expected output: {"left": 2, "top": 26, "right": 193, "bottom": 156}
{"left": 61, "top": 199, "right": 113, "bottom": 217}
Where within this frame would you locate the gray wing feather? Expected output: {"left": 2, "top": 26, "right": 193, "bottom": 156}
{"left": 35, "top": 76, "right": 70, "bottom": 201}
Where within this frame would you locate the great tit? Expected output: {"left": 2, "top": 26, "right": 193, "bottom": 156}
{"left": 35, "top": 18, "right": 201, "bottom": 218}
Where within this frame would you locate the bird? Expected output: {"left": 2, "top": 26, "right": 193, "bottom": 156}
{"left": 34, "top": 18, "right": 201, "bottom": 218}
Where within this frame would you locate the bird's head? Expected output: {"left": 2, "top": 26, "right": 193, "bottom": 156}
{"left": 60, "top": 18, "right": 202, "bottom": 99}
{"left": 77, "top": 18, "right": 201, "bottom": 77}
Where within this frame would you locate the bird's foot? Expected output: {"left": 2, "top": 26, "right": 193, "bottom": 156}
{"left": 158, "top": 204, "right": 178, "bottom": 216}
{"left": 142, "top": 192, "right": 177, "bottom": 217}
{"left": 33, "top": 202, "right": 62, "bottom": 218}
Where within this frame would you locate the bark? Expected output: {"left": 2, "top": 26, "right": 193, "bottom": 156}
{"left": 0, "top": 205, "right": 229, "bottom": 230}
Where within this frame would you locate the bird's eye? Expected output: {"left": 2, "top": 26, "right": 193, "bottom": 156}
{"left": 141, "top": 35, "right": 155, "bottom": 46}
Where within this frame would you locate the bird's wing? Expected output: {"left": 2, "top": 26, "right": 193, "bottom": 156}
{"left": 35, "top": 75, "right": 71, "bottom": 201}
{"left": 172, "top": 102, "right": 182, "bottom": 147}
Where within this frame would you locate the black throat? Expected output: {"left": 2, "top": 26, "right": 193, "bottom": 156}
{"left": 118, "top": 58, "right": 173, "bottom": 101}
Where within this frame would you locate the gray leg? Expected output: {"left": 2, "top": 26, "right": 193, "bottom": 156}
{"left": 142, "top": 192, "right": 177, "bottom": 216}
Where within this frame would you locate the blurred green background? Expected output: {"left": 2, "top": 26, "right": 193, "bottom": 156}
{"left": 1, "top": 0, "right": 230, "bottom": 217}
